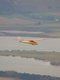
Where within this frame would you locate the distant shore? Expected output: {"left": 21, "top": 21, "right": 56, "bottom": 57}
{"left": 0, "top": 30, "right": 60, "bottom": 38}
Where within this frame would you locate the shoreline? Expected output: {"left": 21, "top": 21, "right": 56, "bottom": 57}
{"left": 0, "top": 50, "right": 60, "bottom": 66}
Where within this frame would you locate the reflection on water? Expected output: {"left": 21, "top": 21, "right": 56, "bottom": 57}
{"left": 0, "top": 56, "right": 60, "bottom": 77}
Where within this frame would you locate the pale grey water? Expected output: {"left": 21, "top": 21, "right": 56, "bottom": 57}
{"left": 0, "top": 37, "right": 60, "bottom": 77}
{"left": 0, "top": 56, "right": 60, "bottom": 77}
{"left": 0, "top": 37, "right": 60, "bottom": 51}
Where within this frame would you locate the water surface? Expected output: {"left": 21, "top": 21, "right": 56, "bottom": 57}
{"left": 0, "top": 37, "right": 60, "bottom": 52}
{"left": 0, "top": 56, "right": 60, "bottom": 77}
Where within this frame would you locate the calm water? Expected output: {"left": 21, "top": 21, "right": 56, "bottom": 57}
{"left": 0, "top": 56, "right": 60, "bottom": 77}
{"left": 0, "top": 37, "right": 60, "bottom": 77}
{"left": 0, "top": 37, "right": 60, "bottom": 51}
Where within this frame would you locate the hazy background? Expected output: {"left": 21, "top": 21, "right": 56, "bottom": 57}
{"left": 0, "top": 0, "right": 60, "bottom": 14}
{"left": 0, "top": 0, "right": 60, "bottom": 37}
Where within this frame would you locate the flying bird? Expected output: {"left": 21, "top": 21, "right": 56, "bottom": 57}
{"left": 16, "top": 37, "right": 47, "bottom": 45}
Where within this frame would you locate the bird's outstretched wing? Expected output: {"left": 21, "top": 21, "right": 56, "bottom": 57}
{"left": 16, "top": 37, "right": 47, "bottom": 41}
{"left": 27, "top": 38, "right": 47, "bottom": 41}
